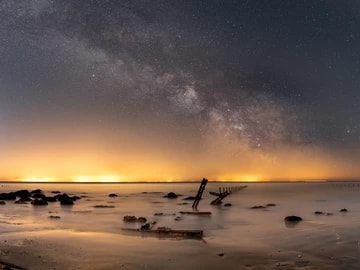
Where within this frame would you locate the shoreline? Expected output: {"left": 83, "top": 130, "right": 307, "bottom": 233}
{"left": 0, "top": 229, "right": 358, "bottom": 270}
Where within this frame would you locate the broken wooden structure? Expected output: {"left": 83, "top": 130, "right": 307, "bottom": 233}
{"left": 192, "top": 178, "right": 208, "bottom": 208}
{"left": 210, "top": 185, "right": 247, "bottom": 205}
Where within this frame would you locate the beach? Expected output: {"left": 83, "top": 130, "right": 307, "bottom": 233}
{"left": 1, "top": 182, "right": 360, "bottom": 269}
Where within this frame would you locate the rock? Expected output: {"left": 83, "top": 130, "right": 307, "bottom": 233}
{"left": 183, "top": 196, "right": 196, "bottom": 200}
{"left": 314, "top": 211, "right": 324, "bottom": 215}
{"left": 218, "top": 253, "right": 225, "bottom": 257}
{"left": 137, "top": 217, "right": 147, "bottom": 223}
{"left": 31, "top": 199, "right": 48, "bottom": 206}
{"left": 32, "top": 193, "right": 46, "bottom": 199}
{"left": 326, "top": 213, "right": 334, "bottom": 216}
{"left": 14, "top": 190, "right": 31, "bottom": 198}
{"left": 251, "top": 205, "right": 266, "bottom": 209}
{"left": 340, "top": 208, "right": 348, "bottom": 212}
{"left": 60, "top": 199, "right": 74, "bottom": 206}
{"left": 109, "top": 193, "right": 118, "bottom": 197}
{"left": 266, "top": 203, "right": 276, "bottom": 207}
{"left": 0, "top": 201, "right": 5, "bottom": 205}
{"left": 0, "top": 192, "right": 16, "bottom": 200}
{"left": 45, "top": 196, "right": 57, "bottom": 202}
{"left": 123, "top": 215, "right": 137, "bottom": 222}
{"left": 55, "top": 193, "right": 75, "bottom": 205}
{"left": 14, "top": 198, "right": 30, "bottom": 204}
{"left": 70, "top": 196, "right": 81, "bottom": 201}
{"left": 284, "top": 216, "right": 302, "bottom": 222}
{"left": 31, "top": 189, "right": 42, "bottom": 194}
{"left": 224, "top": 203, "right": 232, "bottom": 207}
{"left": 49, "top": 215, "right": 61, "bottom": 219}
{"left": 164, "top": 192, "right": 178, "bottom": 199}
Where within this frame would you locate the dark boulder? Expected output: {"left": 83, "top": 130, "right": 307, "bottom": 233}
{"left": 224, "top": 203, "right": 232, "bottom": 207}
{"left": 137, "top": 217, "right": 147, "bottom": 223}
{"left": 284, "top": 216, "right": 302, "bottom": 222}
{"left": 0, "top": 200, "right": 5, "bottom": 205}
{"left": 14, "top": 190, "right": 31, "bottom": 198}
{"left": 60, "top": 198, "right": 74, "bottom": 206}
{"left": 109, "top": 193, "right": 118, "bottom": 197}
{"left": 31, "top": 189, "right": 43, "bottom": 194}
{"left": 0, "top": 192, "right": 16, "bottom": 200}
{"left": 164, "top": 192, "right": 178, "bottom": 199}
{"left": 31, "top": 199, "right": 48, "bottom": 206}
{"left": 45, "top": 196, "right": 57, "bottom": 202}
{"left": 340, "top": 208, "right": 348, "bottom": 212}
{"left": 314, "top": 211, "right": 324, "bottom": 215}
{"left": 32, "top": 193, "right": 46, "bottom": 199}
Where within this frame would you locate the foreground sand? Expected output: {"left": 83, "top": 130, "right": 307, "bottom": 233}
{"left": 0, "top": 229, "right": 357, "bottom": 270}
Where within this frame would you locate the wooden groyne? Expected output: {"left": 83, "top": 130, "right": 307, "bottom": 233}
{"left": 210, "top": 185, "right": 247, "bottom": 205}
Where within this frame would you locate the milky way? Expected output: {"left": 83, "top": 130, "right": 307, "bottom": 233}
{"left": 1, "top": 1, "right": 360, "bottom": 181}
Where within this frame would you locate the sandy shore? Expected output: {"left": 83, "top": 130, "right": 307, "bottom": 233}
{"left": 0, "top": 229, "right": 357, "bottom": 270}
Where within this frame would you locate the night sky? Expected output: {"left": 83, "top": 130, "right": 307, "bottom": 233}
{"left": 1, "top": 0, "right": 360, "bottom": 181}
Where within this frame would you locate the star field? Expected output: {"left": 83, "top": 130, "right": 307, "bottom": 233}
{"left": 1, "top": 0, "right": 360, "bottom": 181}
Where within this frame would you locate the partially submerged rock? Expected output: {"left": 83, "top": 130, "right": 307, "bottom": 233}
{"left": 164, "top": 192, "right": 178, "bottom": 199}
{"left": 284, "top": 216, "right": 302, "bottom": 222}
{"left": 108, "top": 193, "right": 118, "bottom": 197}
{"left": 224, "top": 203, "right": 232, "bottom": 207}
{"left": 123, "top": 215, "right": 137, "bottom": 222}
{"left": 49, "top": 215, "right": 61, "bottom": 219}
{"left": 31, "top": 198, "right": 48, "bottom": 206}
{"left": 340, "top": 208, "right": 348, "bottom": 212}
{"left": 314, "top": 211, "right": 324, "bottom": 215}
{"left": 251, "top": 205, "right": 266, "bottom": 209}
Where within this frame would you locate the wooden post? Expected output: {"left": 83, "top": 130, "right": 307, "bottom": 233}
{"left": 192, "top": 178, "right": 208, "bottom": 208}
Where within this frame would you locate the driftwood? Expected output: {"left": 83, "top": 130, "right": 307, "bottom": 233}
{"left": 179, "top": 211, "right": 212, "bottom": 216}
{"left": 121, "top": 228, "right": 203, "bottom": 239}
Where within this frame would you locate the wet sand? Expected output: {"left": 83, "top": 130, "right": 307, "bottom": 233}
{"left": 1, "top": 229, "right": 358, "bottom": 270}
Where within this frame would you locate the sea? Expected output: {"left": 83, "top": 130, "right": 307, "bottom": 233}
{"left": 1, "top": 181, "right": 360, "bottom": 268}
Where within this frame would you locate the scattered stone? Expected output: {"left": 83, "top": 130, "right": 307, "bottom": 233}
{"left": 137, "top": 217, "right": 147, "bottom": 223}
{"left": 326, "top": 213, "right": 334, "bottom": 216}
{"left": 31, "top": 189, "right": 43, "bottom": 194}
{"left": 123, "top": 215, "right": 137, "bottom": 222}
{"left": 224, "top": 203, "right": 232, "bottom": 207}
{"left": 340, "top": 208, "right": 348, "bottom": 212}
{"left": 251, "top": 205, "right": 266, "bottom": 209}
{"left": 164, "top": 192, "right": 178, "bottom": 199}
{"left": 266, "top": 203, "right": 276, "bottom": 207}
{"left": 218, "top": 253, "right": 225, "bottom": 257}
{"left": 31, "top": 198, "right": 48, "bottom": 206}
{"left": 314, "top": 211, "right": 324, "bottom": 215}
{"left": 174, "top": 216, "right": 182, "bottom": 221}
{"left": 183, "top": 196, "right": 196, "bottom": 200}
{"left": 108, "top": 193, "right": 118, "bottom": 197}
{"left": 284, "top": 216, "right": 302, "bottom": 222}
{"left": 49, "top": 215, "right": 61, "bottom": 219}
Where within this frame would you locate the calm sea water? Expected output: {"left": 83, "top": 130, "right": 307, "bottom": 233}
{"left": 1, "top": 182, "right": 360, "bottom": 258}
